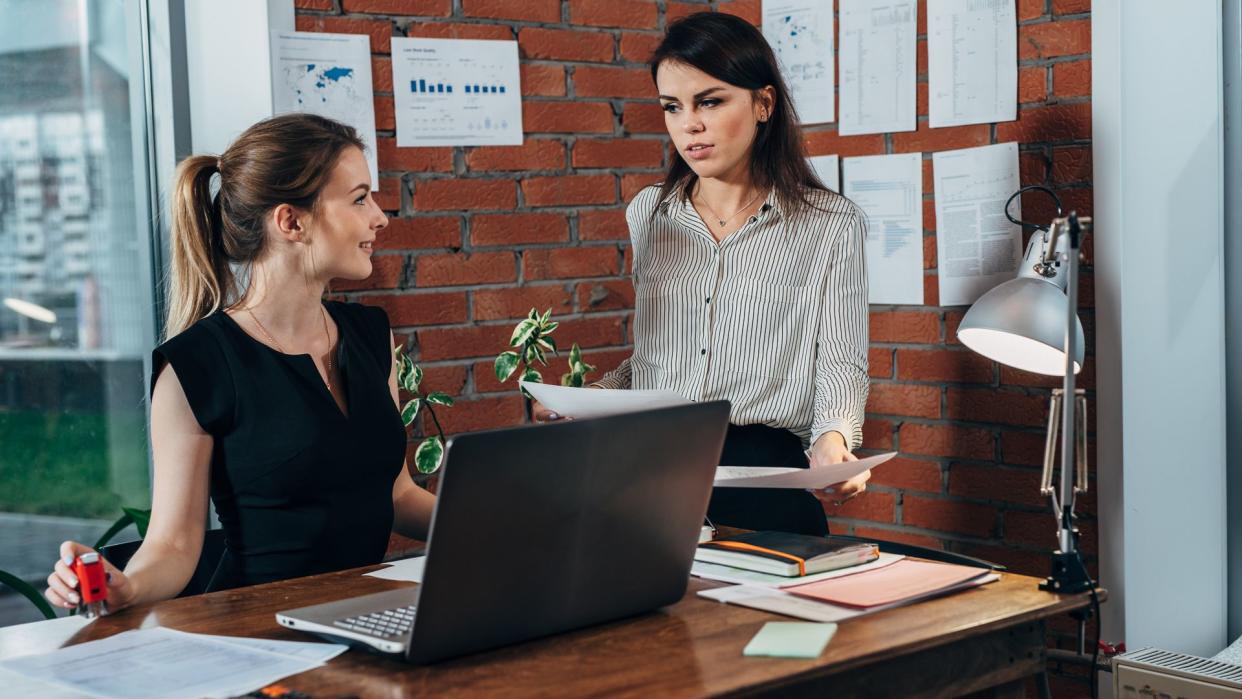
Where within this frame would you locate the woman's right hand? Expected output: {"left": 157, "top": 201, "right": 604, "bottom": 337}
{"left": 45, "top": 541, "right": 135, "bottom": 612}
{"left": 531, "top": 399, "right": 562, "bottom": 423}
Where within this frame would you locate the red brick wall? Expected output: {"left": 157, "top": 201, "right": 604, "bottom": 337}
{"left": 298, "top": 0, "right": 1094, "bottom": 614}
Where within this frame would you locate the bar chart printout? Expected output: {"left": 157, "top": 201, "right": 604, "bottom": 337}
{"left": 390, "top": 37, "right": 523, "bottom": 146}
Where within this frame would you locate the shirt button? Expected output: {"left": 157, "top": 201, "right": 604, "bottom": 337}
{"left": 748, "top": 217, "right": 757, "bottom": 223}
{"left": 700, "top": 349, "right": 707, "bottom": 355}
{"left": 704, "top": 296, "right": 711, "bottom": 304}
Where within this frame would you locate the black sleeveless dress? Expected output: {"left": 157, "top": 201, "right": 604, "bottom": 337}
{"left": 152, "top": 301, "right": 406, "bottom": 590}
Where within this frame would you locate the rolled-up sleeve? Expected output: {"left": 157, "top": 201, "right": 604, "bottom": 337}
{"left": 590, "top": 357, "right": 632, "bottom": 389}
{"left": 811, "top": 212, "right": 869, "bottom": 451}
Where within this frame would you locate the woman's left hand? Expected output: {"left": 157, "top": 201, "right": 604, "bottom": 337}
{"left": 808, "top": 431, "right": 871, "bottom": 506}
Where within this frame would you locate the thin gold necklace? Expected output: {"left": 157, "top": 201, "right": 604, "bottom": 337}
{"left": 694, "top": 186, "right": 763, "bottom": 228}
{"left": 247, "top": 306, "right": 334, "bottom": 391}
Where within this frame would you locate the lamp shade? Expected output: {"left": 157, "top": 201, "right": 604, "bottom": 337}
{"left": 956, "top": 277, "right": 1084, "bottom": 376}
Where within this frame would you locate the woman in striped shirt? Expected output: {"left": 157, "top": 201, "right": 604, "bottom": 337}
{"left": 541, "top": 13, "right": 871, "bottom": 536}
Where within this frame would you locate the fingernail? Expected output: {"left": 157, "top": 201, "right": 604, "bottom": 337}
{"left": 66, "top": 574, "right": 78, "bottom": 588}
{"left": 68, "top": 593, "right": 79, "bottom": 604}
{"left": 547, "top": 412, "right": 560, "bottom": 420}
{"left": 62, "top": 554, "right": 73, "bottom": 566}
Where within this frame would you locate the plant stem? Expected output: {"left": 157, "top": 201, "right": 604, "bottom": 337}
{"left": 424, "top": 402, "right": 446, "bottom": 442}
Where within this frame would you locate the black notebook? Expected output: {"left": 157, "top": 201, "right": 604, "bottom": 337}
{"left": 695, "top": 531, "right": 879, "bottom": 577}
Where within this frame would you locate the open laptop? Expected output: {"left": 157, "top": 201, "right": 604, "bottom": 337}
{"left": 276, "top": 401, "right": 730, "bottom": 664}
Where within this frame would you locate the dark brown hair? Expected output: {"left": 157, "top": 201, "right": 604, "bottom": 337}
{"left": 166, "top": 113, "right": 364, "bottom": 338}
{"left": 649, "top": 12, "right": 830, "bottom": 213}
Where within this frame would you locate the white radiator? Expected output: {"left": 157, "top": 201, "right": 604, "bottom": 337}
{"left": 1113, "top": 648, "right": 1242, "bottom": 698}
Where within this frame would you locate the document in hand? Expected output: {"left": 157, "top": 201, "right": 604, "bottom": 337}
{"left": 714, "top": 451, "right": 897, "bottom": 489}
{"left": 785, "top": 558, "right": 994, "bottom": 609}
{"left": 519, "top": 381, "right": 691, "bottom": 419}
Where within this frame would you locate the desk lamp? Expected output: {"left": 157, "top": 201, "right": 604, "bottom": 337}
{"left": 956, "top": 186, "right": 1094, "bottom": 594}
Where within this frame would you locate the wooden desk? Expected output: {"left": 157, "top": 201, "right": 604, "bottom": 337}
{"left": 1, "top": 562, "right": 1099, "bottom": 698}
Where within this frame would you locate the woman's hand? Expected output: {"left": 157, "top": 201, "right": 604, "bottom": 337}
{"left": 808, "top": 431, "right": 871, "bottom": 507}
{"left": 45, "top": 541, "right": 136, "bottom": 612}
{"left": 531, "top": 399, "right": 562, "bottom": 422}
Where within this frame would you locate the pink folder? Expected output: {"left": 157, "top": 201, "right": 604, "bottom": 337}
{"left": 786, "top": 558, "right": 991, "bottom": 609}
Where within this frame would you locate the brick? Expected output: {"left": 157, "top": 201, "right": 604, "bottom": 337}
{"left": 404, "top": 21, "right": 511, "bottom": 41}
{"left": 374, "top": 177, "right": 404, "bottom": 211}
{"left": 523, "top": 247, "right": 619, "bottom": 280}
{"left": 1053, "top": 59, "right": 1091, "bottom": 98}
{"left": 341, "top": 0, "right": 450, "bottom": 14}
{"left": 518, "top": 27, "right": 614, "bottom": 63}
{"left": 471, "top": 212, "right": 569, "bottom": 246}
{"left": 1000, "top": 356, "right": 1095, "bottom": 390}
{"left": 870, "top": 310, "right": 940, "bottom": 343}
{"left": 620, "top": 173, "right": 663, "bottom": 201}
{"left": 521, "top": 64, "right": 567, "bottom": 97}
{"left": 1019, "top": 66, "right": 1047, "bottom": 103}
{"left": 862, "top": 418, "right": 895, "bottom": 450}
{"left": 902, "top": 495, "right": 997, "bottom": 537}
{"left": 295, "top": 0, "right": 335, "bottom": 9}
{"left": 416, "top": 251, "right": 515, "bottom": 287}
{"left": 573, "top": 139, "right": 665, "bottom": 169}
{"left": 523, "top": 101, "right": 615, "bottom": 134}
{"left": 1017, "top": 0, "right": 1045, "bottom": 21}
{"left": 1052, "top": 0, "right": 1090, "bottom": 14}
{"left": 374, "top": 96, "right": 395, "bottom": 131}
{"left": 1019, "top": 19, "right": 1090, "bottom": 60}
{"left": 620, "top": 32, "right": 662, "bottom": 63}
{"left": 568, "top": 0, "right": 658, "bottom": 29}
{"left": 666, "top": 2, "right": 706, "bottom": 24}
{"left": 414, "top": 179, "right": 515, "bottom": 211}
{"left": 376, "top": 138, "right": 452, "bottom": 172}
{"left": 416, "top": 324, "right": 511, "bottom": 361}
{"left": 896, "top": 348, "right": 994, "bottom": 384}
{"left": 579, "top": 208, "right": 629, "bottom": 241}
{"left": 869, "top": 456, "right": 943, "bottom": 493}
{"left": 1051, "top": 145, "right": 1092, "bottom": 184}
{"left": 1020, "top": 149, "right": 1048, "bottom": 186}
{"left": 358, "top": 292, "right": 468, "bottom": 326}
{"left": 945, "top": 387, "right": 1048, "bottom": 428}
{"left": 917, "top": 38, "right": 927, "bottom": 75}
{"left": 922, "top": 274, "right": 939, "bottom": 307}
{"left": 1003, "top": 509, "right": 1065, "bottom": 550}
{"left": 418, "top": 364, "right": 468, "bottom": 395}
{"left": 944, "top": 310, "right": 965, "bottom": 345}
{"left": 574, "top": 66, "right": 655, "bottom": 99}
{"left": 958, "top": 544, "right": 1048, "bottom": 578}
{"left": 916, "top": 0, "right": 927, "bottom": 35}
{"left": 892, "top": 122, "right": 990, "bottom": 153}
{"left": 577, "top": 280, "right": 635, "bottom": 311}
{"left": 546, "top": 314, "right": 627, "bottom": 348}
{"left": 869, "top": 347, "right": 894, "bottom": 378}
{"left": 950, "top": 463, "right": 1046, "bottom": 507}
{"left": 461, "top": 0, "right": 559, "bottom": 22}
{"left": 916, "top": 81, "right": 928, "bottom": 116}
{"left": 622, "top": 102, "right": 666, "bottom": 134}
{"left": 332, "top": 254, "right": 404, "bottom": 291}
{"left": 923, "top": 199, "right": 937, "bottom": 236}
{"left": 373, "top": 57, "right": 393, "bottom": 92}
{"left": 829, "top": 490, "right": 896, "bottom": 524}
{"left": 805, "top": 128, "right": 886, "bottom": 158}
{"left": 1000, "top": 430, "right": 1046, "bottom": 466}
{"left": 718, "top": 0, "right": 760, "bottom": 25}
{"left": 922, "top": 234, "right": 937, "bottom": 268}
{"left": 378, "top": 216, "right": 460, "bottom": 250}
{"left": 866, "top": 383, "right": 941, "bottom": 419}
{"left": 473, "top": 285, "right": 573, "bottom": 321}
{"left": 467, "top": 140, "right": 565, "bottom": 172}
{"left": 899, "top": 422, "right": 994, "bottom": 460}
{"left": 523, "top": 175, "right": 616, "bottom": 207}
{"left": 436, "top": 395, "right": 527, "bottom": 434}
{"left": 997, "top": 102, "right": 1092, "bottom": 143}
{"left": 296, "top": 15, "right": 392, "bottom": 54}
{"left": 922, "top": 159, "right": 933, "bottom": 193}
{"left": 852, "top": 525, "right": 945, "bottom": 550}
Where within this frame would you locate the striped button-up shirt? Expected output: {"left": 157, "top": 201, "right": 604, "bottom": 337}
{"left": 593, "top": 184, "right": 869, "bottom": 450}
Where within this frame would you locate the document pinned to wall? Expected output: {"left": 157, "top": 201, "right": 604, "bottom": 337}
{"left": 391, "top": 37, "right": 523, "bottom": 147}
{"left": 838, "top": 0, "right": 917, "bottom": 136}
{"left": 927, "top": 0, "right": 1017, "bottom": 128}
{"left": 933, "top": 142, "right": 1022, "bottom": 306}
{"left": 809, "top": 154, "right": 840, "bottom": 191}
{"left": 762, "top": 1, "right": 835, "bottom": 125}
{"left": 843, "top": 153, "right": 924, "bottom": 305}
{"left": 270, "top": 31, "right": 378, "bottom": 190}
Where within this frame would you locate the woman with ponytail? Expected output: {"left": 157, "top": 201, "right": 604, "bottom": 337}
{"left": 43, "top": 113, "right": 437, "bottom": 611}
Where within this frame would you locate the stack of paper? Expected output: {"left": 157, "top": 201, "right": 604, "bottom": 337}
{"left": 0, "top": 627, "right": 346, "bottom": 699}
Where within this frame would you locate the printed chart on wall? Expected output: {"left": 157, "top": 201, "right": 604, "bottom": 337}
{"left": 838, "top": 0, "right": 917, "bottom": 136}
{"left": 390, "top": 38, "right": 522, "bottom": 147}
{"left": 933, "top": 142, "right": 1021, "bottom": 306}
{"left": 270, "top": 31, "right": 378, "bottom": 189}
{"left": 927, "top": 0, "right": 1017, "bottom": 128}
{"left": 842, "top": 152, "right": 923, "bottom": 305}
{"left": 761, "top": 1, "right": 835, "bottom": 125}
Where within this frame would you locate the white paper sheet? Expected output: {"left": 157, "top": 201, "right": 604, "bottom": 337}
{"left": 0, "top": 667, "right": 98, "bottom": 698}
{"left": 364, "top": 555, "right": 427, "bottom": 582}
{"left": 839, "top": 0, "right": 917, "bottom": 135}
{"left": 928, "top": 0, "right": 1017, "bottom": 128}
{"left": 762, "top": 1, "right": 836, "bottom": 125}
{"left": 270, "top": 31, "right": 378, "bottom": 190}
{"left": 933, "top": 142, "right": 1022, "bottom": 306}
{"left": 199, "top": 634, "right": 348, "bottom": 664}
{"left": 0, "top": 627, "right": 327, "bottom": 699}
{"left": 391, "top": 38, "right": 522, "bottom": 146}
{"left": 692, "top": 552, "right": 905, "bottom": 588}
{"left": 843, "top": 153, "right": 924, "bottom": 305}
{"left": 808, "top": 154, "right": 840, "bottom": 191}
{"left": 519, "top": 381, "right": 692, "bottom": 420}
{"left": 0, "top": 614, "right": 92, "bottom": 661}
{"left": 714, "top": 451, "right": 896, "bottom": 489}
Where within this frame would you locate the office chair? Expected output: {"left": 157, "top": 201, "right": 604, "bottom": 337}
{"left": 99, "top": 528, "right": 227, "bottom": 597}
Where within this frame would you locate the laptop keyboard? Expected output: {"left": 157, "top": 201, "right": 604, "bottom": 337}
{"left": 332, "top": 604, "right": 417, "bottom": 639}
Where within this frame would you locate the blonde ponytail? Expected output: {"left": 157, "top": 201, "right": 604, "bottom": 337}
{"left": 166, "top": 155, "right": 233, "bottom": 339}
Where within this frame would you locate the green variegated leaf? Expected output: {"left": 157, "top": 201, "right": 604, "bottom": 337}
{"left": 522, "top": 368, "right": 543, "bottom": 384}
{"left": 411, "top": 365, "right": 424, "bottom": 391}
{"left": 426, "top": 392, "right": 454, "bottom": 407}
{"left": 542, "top": 320, "right": 559, "bottom": 335}
{"left": 527, "top": 308, "right": 539, "bottom": 321}
{"left": 401, "top": 398, "right": 421, "bottom": 425}
{"left": 526, "top": 343, "right": 547, "bottom": 366}
{"left": 569, "top": 343, "right": 583, "bottom": 365}
{"left": 560, "top": 371, "right": 583, "bottom": 387}
{"left": 540, "top": 308, "right": 552, "bottom": 325}
{"left": 510, "top": 319, "right": 538, "bottom": 347}
{"left": 494, "top": 351, "right": 520, "bottom": 382}
{"left": 536, "top": 337, "right": 554, "bottom": 352}
{"left": 123, "top": 507, "right": 152, "bottom": 538}
{"left": 397, "top": 354, "right": 417, "bottom": 393}
{"left": 414, "top": 437, "right": 445, "bottom": 474}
